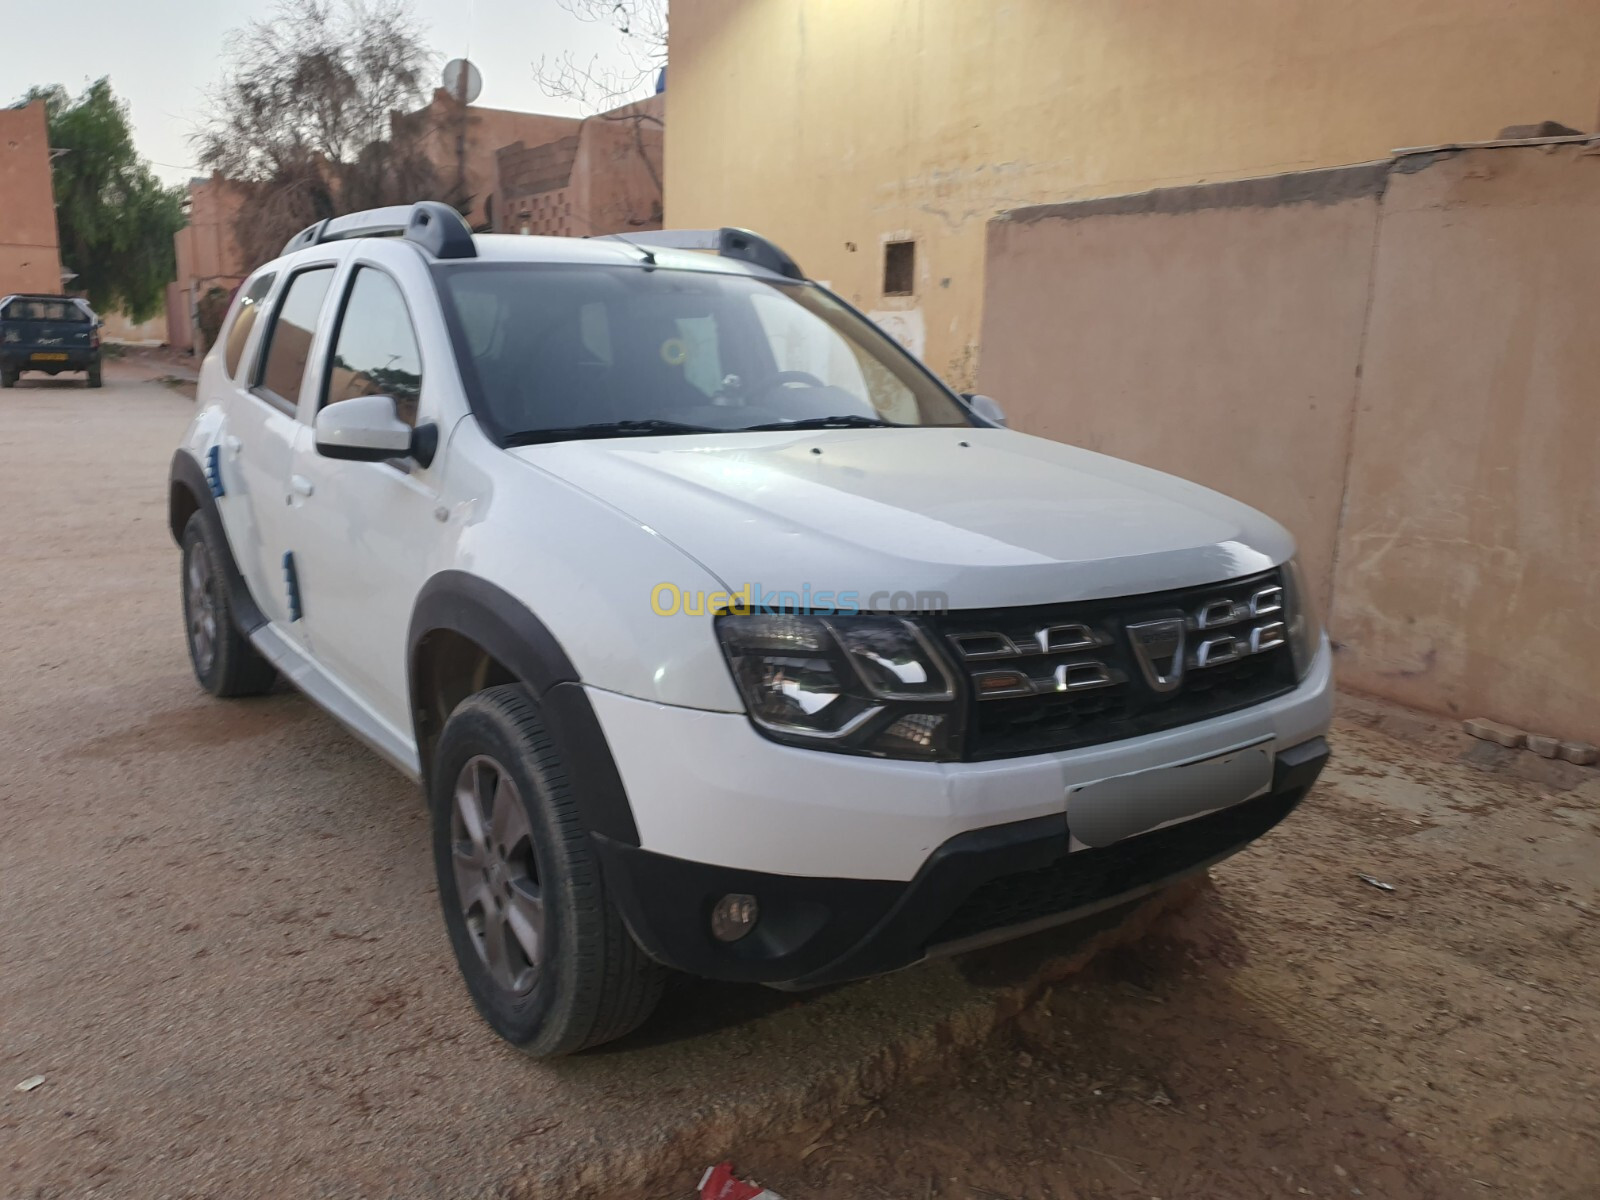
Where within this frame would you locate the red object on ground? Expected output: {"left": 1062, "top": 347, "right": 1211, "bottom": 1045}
{"left": 698, "top": 1161, "right": 783, "bottom": 1200}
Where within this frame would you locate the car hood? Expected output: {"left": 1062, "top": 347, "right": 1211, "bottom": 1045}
{"left": 508, "top": 427, "right": 1294, "bottom": 609}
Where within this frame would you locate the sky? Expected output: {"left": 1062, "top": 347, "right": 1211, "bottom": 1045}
{"left": 0, "top": 0, "right": 652, "bottom": 187}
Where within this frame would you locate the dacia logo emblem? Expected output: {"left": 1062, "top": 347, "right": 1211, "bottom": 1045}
{"left": 1126, "top": 618, "right": 1186, "bottom": 693}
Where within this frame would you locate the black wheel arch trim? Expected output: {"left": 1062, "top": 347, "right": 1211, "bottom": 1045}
{"left": 169, "top": 449, "right": 266, "bottom": 633}
{"left": 407, "top": 570, "right": 640, "bottom": 846}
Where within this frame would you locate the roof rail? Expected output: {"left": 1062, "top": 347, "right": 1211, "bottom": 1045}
{"left": 597, "top": 227, "right": 805, "bottom": 281}
{"left": 280, "top": 201, "right": 476, "bottom": 260}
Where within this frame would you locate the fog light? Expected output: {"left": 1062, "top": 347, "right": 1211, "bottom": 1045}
{"left": 711, "top": 893, "right": 759, "bottom": 942}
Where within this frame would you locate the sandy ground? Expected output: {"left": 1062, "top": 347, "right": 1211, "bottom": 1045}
{"left": 2, "top": 368, "right": 1595, "bottom": 1200}
{"left": 715, "top": 703, "right": 1600, "bottom": 1200}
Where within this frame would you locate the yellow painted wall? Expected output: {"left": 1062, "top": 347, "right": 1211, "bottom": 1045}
{"left": 665, "top": 0, "right": 1600, "bottom": 387}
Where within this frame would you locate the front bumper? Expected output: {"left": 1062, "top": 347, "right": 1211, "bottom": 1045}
{"left": 588, "top": 637, "right": 1333, "bottom": 882}
{"left": 596, "top": 736, "right": 1327, "bottom": 987}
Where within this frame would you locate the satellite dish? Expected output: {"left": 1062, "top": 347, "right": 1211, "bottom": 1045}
{"left": 442, "top": 58, "right": 483, "bottom": 105}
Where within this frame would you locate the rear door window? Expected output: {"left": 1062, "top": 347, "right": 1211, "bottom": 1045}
{"left": 254, "top": 267, "right": 336, "bottom": 412}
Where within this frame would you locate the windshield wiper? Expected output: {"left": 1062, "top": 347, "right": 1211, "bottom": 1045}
{"left": 741, "top": 414, "right": 891, "bottom": 431}
{"left": 503, "top": 419, "right": 717, "bottom": 446}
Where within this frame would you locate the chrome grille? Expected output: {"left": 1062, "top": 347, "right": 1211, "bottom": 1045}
{"left": 933, "top": 570, "right": 1298, "bottom": 760}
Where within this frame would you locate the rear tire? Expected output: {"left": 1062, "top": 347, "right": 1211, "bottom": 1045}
{"left": 1, "top": 366, "right": 14, "bottom": 388}
{"left": 86, "top": 363, "right": 102, "bottom": 388}
{"left": 180, "top": 511, "right": 276, "bottom": 697}
{"left": 431, "top": 684, "right": 665, "bottom": 1057}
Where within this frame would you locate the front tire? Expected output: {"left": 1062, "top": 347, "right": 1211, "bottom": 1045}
{"left": 431, "top": 685, "right": 665, "bottom": 1056}
{"left": 180, "top": 511, "right": 276, "bottom": 697}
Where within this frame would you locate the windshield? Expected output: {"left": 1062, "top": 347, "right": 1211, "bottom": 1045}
{"left": 435, "top": 264, "right": 974, "bottom": 442}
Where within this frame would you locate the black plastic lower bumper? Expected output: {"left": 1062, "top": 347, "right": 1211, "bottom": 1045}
{"left": 595, "top": 736, "right": 1328, "bottom": 988}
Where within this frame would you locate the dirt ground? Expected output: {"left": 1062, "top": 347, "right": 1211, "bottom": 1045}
{"left": 721, "top": 704, "right": 1600, "bottom": 1200}
{"left": 2, "top": 369, "right": 1596, "bottom": 1200}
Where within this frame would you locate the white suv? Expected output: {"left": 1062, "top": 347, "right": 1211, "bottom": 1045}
{"left": 169, "top": 203, "right": 1333, "bottom": 1056}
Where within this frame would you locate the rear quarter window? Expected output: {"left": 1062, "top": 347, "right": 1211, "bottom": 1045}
{"left": 223, "top": 274, "right": 276, "bottom": 379}
{"left": 255, "top": 267, "right": 336, "bottom": 409}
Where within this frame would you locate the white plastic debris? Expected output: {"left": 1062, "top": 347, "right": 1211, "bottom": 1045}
{"left": 1357, "top": 873, "right": 1396, "bottom": 892}
{"left": 14, "top": 1075, "right": 45, "bottom": 1093}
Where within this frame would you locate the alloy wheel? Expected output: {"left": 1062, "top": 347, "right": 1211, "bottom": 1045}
{"left": 451, "top": 755, "right": 546, "bottom": 994}
{"left": 185, "top": 543, "right": 219, "bottom": 677}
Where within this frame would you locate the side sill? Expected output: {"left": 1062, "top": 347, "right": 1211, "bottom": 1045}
{"left": 250, "top": 623, "right": 422, "bottom": 782}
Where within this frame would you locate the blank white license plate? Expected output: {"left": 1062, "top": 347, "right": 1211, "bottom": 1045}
{"left": 1067, "top": 744, "right": 1274, "bottom": 847}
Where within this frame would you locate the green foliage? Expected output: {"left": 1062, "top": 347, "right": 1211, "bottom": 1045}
{"left": 18, "top": 79, "right": 184, "bottom": 323}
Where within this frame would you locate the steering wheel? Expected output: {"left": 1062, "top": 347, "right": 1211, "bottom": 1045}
{"left": 755, "top": 369, "right": 827, "bottom": 394}
{"left": 741, "top": 370, "right": 828, "bottom": 405}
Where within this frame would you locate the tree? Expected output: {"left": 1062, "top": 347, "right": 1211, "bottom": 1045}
{"left": 536, "top": 0, "right": 667, "bottom": 111}
{"left": 534, "top": 0, "right": 666, "bottom": 227}
{"left": 194, "top": 0, "right": 450, "bottom": 267}
{"left": 17, "top": 79, "right": 184, "bottom": 322}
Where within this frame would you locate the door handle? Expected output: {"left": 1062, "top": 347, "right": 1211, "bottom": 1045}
{"left": 224, "top": 435, "right": 242, "bottom": 457}
{"left": 290, "top": 475, "right": 315, "bottom": 497}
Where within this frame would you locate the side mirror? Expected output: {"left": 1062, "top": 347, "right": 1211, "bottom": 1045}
{"left": 961, "top": 392, "right": 1008, "bottom": 427}
{"left": 315, "top": 395, "right": 435, "bottom": 466}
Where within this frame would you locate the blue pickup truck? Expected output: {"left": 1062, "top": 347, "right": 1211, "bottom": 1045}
{"left": 0, "top": 294, "right": 102, "bottom": 388}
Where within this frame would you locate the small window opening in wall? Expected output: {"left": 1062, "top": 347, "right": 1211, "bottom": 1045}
{"left": 883, "top": 239, "right": 915, "bottom": 296}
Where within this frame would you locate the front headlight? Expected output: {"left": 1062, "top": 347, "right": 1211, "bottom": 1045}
{"left": 715, "top": 613, "right": 963, "bottom": 760}
{"left": 1280, "top": 557, "right": 1322, "bottom": 679}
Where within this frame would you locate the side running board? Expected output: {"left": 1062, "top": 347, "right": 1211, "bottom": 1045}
{"left": 249, "top": 623, "right": 422, "bottom": 782}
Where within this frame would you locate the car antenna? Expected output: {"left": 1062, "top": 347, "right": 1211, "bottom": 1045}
{"left": 604, "top": 231, "right": 656, "bottom": 267}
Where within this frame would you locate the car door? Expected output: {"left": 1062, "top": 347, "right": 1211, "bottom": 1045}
{"left": 285, "top": 250, "right": 451, "bottom": 735}
{"left": 223, "top": 262, "right": 340, "bottom": 632}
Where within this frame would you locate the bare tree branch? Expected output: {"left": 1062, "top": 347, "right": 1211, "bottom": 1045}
{"left": 192, "top": 0, "right": 455, "bottom": 267}
{"left": 534, "top": 0, "right": 665, "bottom": 113}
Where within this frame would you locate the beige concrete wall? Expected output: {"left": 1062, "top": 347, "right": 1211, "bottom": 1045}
{"left": 0, "top": 101, "right": 63, "bottom": 295}
{"left": 978, "top": 143, "right": 1600, "bottom": 743}
{"left": 666, "top": 0, "right": 1600, "bottom": 388}
{"left": 168, "top": 176, "right": 250, "bottom": 351}
{"left": 100, "top": 309, "right": 167, "bottom": 345}
{"left": 1331, "top": 145, "right": 1600, "bottom": 744}
{"left": 570, "top": 95, "right": 665, "bottom": 235}
{"left": 165, "top": 282, "right": 190, "bottom": 353}
{"left": 978, "top": 166, "right": 1385, "bottom": 617}
{"left": 178, "top": 177, "right": 249, "bottom": 284}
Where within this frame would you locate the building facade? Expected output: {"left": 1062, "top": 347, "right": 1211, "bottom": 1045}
{"left": 494, "top": 95, "right": 664, "bottom": 237}
{"left": 0, "top": 101, "right": 63, "bottom": 295}
{"left": 166, "top": 175, "right": 251, "bottom": 352}
{"left": 402, "top": 91, "right": 586, "bottom": 231}
{"left": 664, "top": 0, "right": 1600, "bottom": 387}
